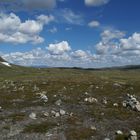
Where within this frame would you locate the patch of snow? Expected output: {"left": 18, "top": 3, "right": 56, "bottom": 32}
{"left": 1, "top": 62, "right": 11, "bottom": 67}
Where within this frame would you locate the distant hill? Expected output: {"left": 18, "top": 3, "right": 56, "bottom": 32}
{"left": 0, "top": 56, "right": 6, "bottom": 62}
{"left": 0, "top": 56, "right": 12, "bottom": 67}
{"left": 57, "top": 65, "right": 140, "bottom": 70}
{"left": 0, "top": 56, "right": 140, "bottom": 70}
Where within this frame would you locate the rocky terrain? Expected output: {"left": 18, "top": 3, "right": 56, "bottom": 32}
{"left": 0, "top": 58, "right": 140, "bottom": 140}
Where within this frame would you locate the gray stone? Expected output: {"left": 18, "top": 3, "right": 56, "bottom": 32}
{"left": 135, "top": 104, "right": 140, "bottom": 112}
{"left": 55, "top": 112, "right": 60, "bottom": 117}
{"left": 128, "top": 130, "right": 137, "bottom": 140}
{"left": 115, "top": 130, "right": 123, "bottom": 135}
{"left": 55, "top": 99, "right": 62, "bottom": 106}
{"left": 130, "top": 130, "right": 137, "bottom": 136}
{"left": 60, "top": 109, "right": 66, "bottom": 116}
{"left": 104, "top": 138, "right": 110, "bottom": 140}
{"left": 29, "top": 112, "right": 37, "bottom": 120}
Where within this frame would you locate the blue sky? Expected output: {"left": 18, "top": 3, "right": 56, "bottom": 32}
{"left": 0, "top": 0, "right": 140, "bottom": 68}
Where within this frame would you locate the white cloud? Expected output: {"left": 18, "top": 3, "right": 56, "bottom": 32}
{"left": 85, "top": 0, "right": 110, "bottom": 7}
{"left": 37, "top": 15, "right": 55, "bottom": 25}
{"left": 88, "top": 20, "right": 100, "bottom": 28}
{"left": 71, "top": 50, "right": 88, "bottom": 58}
{"left": 0, "top": 13, "right": 21, "bottom": 33}
{"left": 0, "top": 32, "right": 44, "bottom": 44}
{"left": 94, "top": 30, "right": 140, "bottom": 67}
{"left": 61, "top": 9, "right": 84, "bottom": 25}
{"left": 2, "top": 34, "right": 140, "bottom": 68}
{"left": 120, "top": 33, "right": 140, "bottom": 50}
{"left": 47, "top": 41, "right": 71, "bottom": 55}
{"left": 19, "top": 20, "right": 43, "bottom": 35}
{"left": 0, "top": 13, "right": 54, "bottom": 44}
{"left": 48, "top": 27, "right": 57, "bottom": 33}
{"left": 96, "top": 42, "right": 109, "bottom": 54}
{"left": 95, "top": 29, "right": 125, "bottom": 54}
{"left": 101, "top": 29, "right": 125, "bottom": 42}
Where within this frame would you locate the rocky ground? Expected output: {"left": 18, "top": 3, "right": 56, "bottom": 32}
{"left": 0, "top": 68, "right": 140, "bottom": 140}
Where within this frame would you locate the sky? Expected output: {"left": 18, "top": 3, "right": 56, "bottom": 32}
{"left": 0, "top": 0, "right": 140, "bottom": 68}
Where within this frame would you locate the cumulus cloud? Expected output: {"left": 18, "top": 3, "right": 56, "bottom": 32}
{"left": 0, "top": 32, "right": 44, "bottom": 44}
{"left": 94, "top": 29, "right": 140, "bottom": 67}
{"left": 19, "top": 20, "right": 43, "bottom": 35}
{"left": 101, "top": 29, "right": 125, "bottom": 42}
{"left": 2, "top": 33, "right": 140, "bottom": 68}
{"left": 95, "top": 29, "right": 125, "bottom": 54}
{"left": 88, "top": 20, "right": 100, "bottom": 28}
{"left": 71, "top": 50, "right": 88, "bottom": 59}
{"left": 37, "top": 15, "right": 55, "bottom": 25}
{"left": 85, "top": 0, "right": 110, "bottom": 7}
{"left": 47, "top": 41, "right": 71, "bottom": 55}
{"left": 0, "top": 13, "right": 54, "bottom": 44}
{"left": 120, "top": 33, "right": 140, "bottom": 50}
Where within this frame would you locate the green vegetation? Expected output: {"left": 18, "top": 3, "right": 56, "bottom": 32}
{"left": 23, "top": 121, "right": 57, "bottom": 133}
{"left": 0, "top": 65, "right": 140, "bottom": 139}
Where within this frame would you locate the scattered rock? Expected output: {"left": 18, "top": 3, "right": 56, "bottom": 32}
{"left": 53, "top": 95, "right": 57, "bottom": 98}
{"left": 135, "top": 104, "right": 140, "bottom": 112}
{"left": 115, "top": 130, "right": 123, "bottom": 135}
{"left": 104, "top": 138, "right": 110, "bottom": 140}
{"left": 29, "top": 112, "right": 37, "bottom": 120}
{"left": 122, "top": 94, "right": 140, "bottom": 112}
{"left": 128, "top": 130, "right": 137, "bottom": 140}
{"left": 102, "top": 97, "right": 108, "bottom": 105}
{"left": 60, "top": 109, "right": 66, "bottom": 116}
{"left": 84, "top": 97, "right": 98, "bottom": 103}
{"left": 0, "top": 106, "right": 2, "bottom": 112}
{"left": 90, "top": 126, "right": 96, "bottom": 131}
{"left": 113, "top": 103, "right": 119, "bottom": 107}
{"left": 36, "top": 91, "right": 48, "bottom": 103}
{"left": 96, "top": 86, "right": 99, "bottom": 89}
{"left": 40, "top": 94, "right": 48, "bottom": 103}
{"left": 51, "top": 110, "right": 56, "bottom": 115}
{"left": 113, "top": 83, "right": 122, "bottom": 88}
{"left": 55, "top": 112, "right": 60, "bottom": 117}
{"left": 33, "top": 84, "right": 39, "bottom": 91}
{"left": 69, "top": 112, "right": 74, "bottom": 117}
{"left": 55, "top": 99, "right": 62, "bottom": 106}
{"left": 84, "top": 92, "right": 88, "bottom": 95}
{"left": 43, "top": 112, "right": 49, "bottom": 117}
